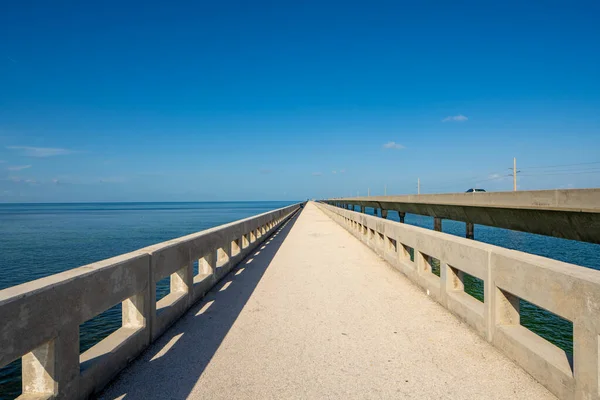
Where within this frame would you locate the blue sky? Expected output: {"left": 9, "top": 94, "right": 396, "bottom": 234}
{"left": 1, "top": 1, "right": 599, "bottom": 202}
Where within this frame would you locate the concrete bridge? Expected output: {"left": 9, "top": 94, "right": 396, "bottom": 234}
{"left": 1, "top": 195, "right": 600, "bottom": 400}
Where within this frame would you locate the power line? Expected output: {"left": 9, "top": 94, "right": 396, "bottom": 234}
{"left": 522, "top": 167, "right": 600, "bottom": 174}
{"left": 519, "top": 161, "right": 600, "bottom": 169}
{"left": 520, "top": 169, "right": 600, "bottom": 177}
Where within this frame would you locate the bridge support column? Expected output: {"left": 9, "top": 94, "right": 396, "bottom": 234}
{"left": 381, "top": 209, "right": 388, "bottom": 219}
{"left": 399, "top": 212, "right": 405, "bottom": 223}
{"left": 466, "top": 222, "right": 474, "bottom": 239}
{"left": 434, "top": 217, "right": 442, "bottom": 232}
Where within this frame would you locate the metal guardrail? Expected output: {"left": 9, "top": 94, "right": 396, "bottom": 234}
{"left": 0, "top": 203, "right": 302, "bottom": 399}
{"left": 325, "top": 188, "right": 600, "bottom": 244}
{"left": 316, "top": 201, "right": 600, "bottom": 400}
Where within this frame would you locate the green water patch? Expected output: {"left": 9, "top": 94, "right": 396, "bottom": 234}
{"left": 520, "top": 299, "right": 573, "bottom": 356}
{"left": 462, "top": 273, "right": 484, "bottom": 302}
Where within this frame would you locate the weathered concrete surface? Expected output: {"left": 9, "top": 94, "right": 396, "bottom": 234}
{"left": 99, "top": 203, "right": 553, "bottom": 400}
{"left": 326, "top": 188, "right": 600, "bottom": 244}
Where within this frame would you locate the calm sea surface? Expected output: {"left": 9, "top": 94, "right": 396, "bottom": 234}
{"left": 0, "top": 201, "right": 294, "bottom": 399}
{"left": 1, "top": 202, "right": 599, "bottom": 398}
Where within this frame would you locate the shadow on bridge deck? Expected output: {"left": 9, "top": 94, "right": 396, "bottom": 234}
{"left": 98, "top": 210, "right": 301, "bottom": 400}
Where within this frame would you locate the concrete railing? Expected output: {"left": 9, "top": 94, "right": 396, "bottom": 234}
{"left": 0, "top": 203, "right": 302, "bottom": 399}
{"left": 316, "top": 201, "right": 600, "bottom": 400}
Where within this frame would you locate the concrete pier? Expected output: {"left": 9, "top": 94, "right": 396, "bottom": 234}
{"left": 467, "top": 222, "right": 474, "bottom": 239}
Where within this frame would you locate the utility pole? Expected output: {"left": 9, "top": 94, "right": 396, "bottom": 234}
{"left": 368, "top": 188, "right": 370, "bottom": 197}
{"left": 513, "top": 157, "right": 517, "bottom": 191}
{"left": 384, "top": 184, "right": 387, "bottom": 196}
{"left": 417, "top": 178, "right": 420, "bottom": 195}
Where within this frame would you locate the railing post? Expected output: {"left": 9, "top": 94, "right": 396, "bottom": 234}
{"left": 22, "top": 324, "right": 80, "bottom": 399}
{"left": 399, "top": 212, "right": 405, "bottom": 223}
{"left": 573, "top": 311, "right": 600, "bottom": 398}
{"left": 381, "top": 209, "right": 388, "bottom": 219}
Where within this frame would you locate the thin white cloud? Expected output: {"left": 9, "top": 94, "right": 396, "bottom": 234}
{"left": 332, "top": 170, "right": 337, "bottom": 174}
{"left": 0, "top": 160, "right": 5, "bottom": 163}
{"left": 442, "top": 115, "right": 468, "bottom": 122}
{"left": 7, "top": 56, "right": 17, "bottom": 63}
{"left": 7, "top": 165, "right": 31, "bottom": 171}
{"left": 383, "top": 141, "right": 405, "bottom": 150}
{"left": 339, "top": 169, "right": 346, "bottom": 173}
{"left": 312, "top": 172, "right": 323, "bottom": 176}
{"left": 7, "top": 146, "right": 75, "bottom": 157}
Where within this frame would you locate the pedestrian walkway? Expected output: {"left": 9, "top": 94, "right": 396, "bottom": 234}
{"left": 99, "top": 202, "right": 553, "bottom": 399}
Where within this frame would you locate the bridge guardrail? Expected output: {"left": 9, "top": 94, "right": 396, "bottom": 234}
{"left": 0, "top": 203, "right": 302, "bottom": 399}
{"left": 316, "top": 201, "right": 600, "bottom": 400}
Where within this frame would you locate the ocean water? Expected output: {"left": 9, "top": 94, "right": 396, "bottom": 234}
{"left": 1, "top": 202, "right": 599, "bottom": 398}
{"left": 0, "top": 201, "right": 294, "bottom": 399}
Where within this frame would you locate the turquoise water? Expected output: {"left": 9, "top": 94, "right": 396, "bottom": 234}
{"left": 1, "top": 202, "right": 598, "bottom": 398}
{"left": 0, "top": 201, "right": 294, "bottom": 399}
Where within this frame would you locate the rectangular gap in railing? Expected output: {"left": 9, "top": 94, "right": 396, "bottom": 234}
{"left": 192, "top": 259, "right": 199, "bottom": 276}
{"left": 80, "top": 304, "right": 121, "bottom": 356}
{"left": 80, "top": 290, "right": 146, "bottom": 385}
{"left": 520, "top": 299, "right": 574, "bottom": 361}
{"left": 463, "top": 272, "right": 484, "bottom": 303}
{"left": 155, "top": 276, "right": 170, "bottom": 302}
{"left": 369, "top": 228, "right": 375, "bottom": 241}
{"left": 419, "top": 252, "right": 441, "bottom": 277}
{"left": 156, "top": 263, "right": 190, "bottom": 312}
{"left": 377, "top": 232, "right": 385, "bottom": 246}
{"left": 386, "top": 236, "right": 397, "bottom": 253}
{"left": 495, "top": 288, "right": 574, "bottom": 382}
{"left": 400, "top": 244, "right": 415, "bottom": 263}
{"left": 446, "top": 265, "right": 485, "bottom": 304}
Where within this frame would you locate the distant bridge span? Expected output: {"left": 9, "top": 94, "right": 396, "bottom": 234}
{"left": 325, "top": 188, "right": 600, "bottom": 244}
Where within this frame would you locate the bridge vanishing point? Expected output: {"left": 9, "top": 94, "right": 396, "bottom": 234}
{"left": 1, "top": 189, "right": 600, "bottom": 400}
